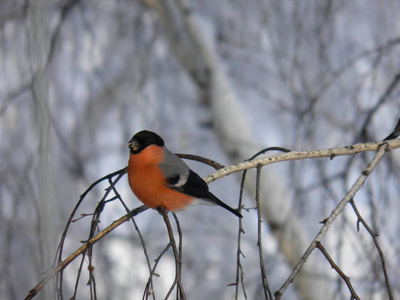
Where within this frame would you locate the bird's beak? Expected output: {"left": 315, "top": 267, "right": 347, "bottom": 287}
{"left": 128, "top": 139, "right": 140, "bottom": 152}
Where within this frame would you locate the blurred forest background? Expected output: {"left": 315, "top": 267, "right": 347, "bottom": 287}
{"left": 1, "top": 0, "right": 400, "bottom": 299}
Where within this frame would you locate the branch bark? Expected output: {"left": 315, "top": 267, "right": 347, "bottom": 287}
{"left": 204, "top": 140, "right": 400, "bottom": 183}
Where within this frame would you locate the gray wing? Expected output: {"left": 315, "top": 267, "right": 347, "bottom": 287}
{"left": 159, "top": 147, "right": 211, "bottom": 194}
{"left": 159, "top": 147, "right": 190, "bottom": 187}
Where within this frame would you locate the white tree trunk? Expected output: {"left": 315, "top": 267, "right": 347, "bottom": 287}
{"left": 28, "top": 1, "right": 55, "bottom": 298}
{"left": 156, "top": 0, "right": 330, "bottom": 298}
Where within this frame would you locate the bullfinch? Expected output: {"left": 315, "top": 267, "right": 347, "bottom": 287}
{"left": 127, "top": 130, "right": 242, "bottom": 218}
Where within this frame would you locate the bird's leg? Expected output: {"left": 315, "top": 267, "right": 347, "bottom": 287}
{"left": 157, "top": 206, "right": 169, "bottom": 215}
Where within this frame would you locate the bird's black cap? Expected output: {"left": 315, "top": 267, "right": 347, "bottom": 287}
{"left": 128, "top": 130, "right": 164, "bottom": 153}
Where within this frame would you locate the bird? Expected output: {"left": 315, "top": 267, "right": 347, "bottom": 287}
{"left": 127, "top": 130, "right": 242, "bottom": 218}
{"left": 383, "top": 117, "right": 400, "bottom": 141}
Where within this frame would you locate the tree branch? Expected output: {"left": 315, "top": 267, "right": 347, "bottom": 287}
{"left": 349, "top": 199, "right": 393, "bottom": 299}
{"left": 24, "top": 140, "right": 398, "bottom": 300}
{"left": 256, "top": 164, "right": 272, "bottom": 300}
{"left": 274, "top": 143, "right": 389, "bottom": 299}
{"left": 24, "top": 205, "right": 148, "bottom": 300}
{"left": 315, "top": 242, "right": 361, "bottom": 300}
{"left": 204, "top": 140, "right": 399, "bottom": 183}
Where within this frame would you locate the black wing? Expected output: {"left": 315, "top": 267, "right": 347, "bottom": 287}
{"left": 168, "top": 170, "right": 209, "bottom": 198}
{"left": 168, "top": 170, "right": 242, "bottom": 218}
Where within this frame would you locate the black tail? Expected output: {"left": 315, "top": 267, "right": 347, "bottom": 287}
{"left": 207, "top": 192, "right": 243, "bottom": 218}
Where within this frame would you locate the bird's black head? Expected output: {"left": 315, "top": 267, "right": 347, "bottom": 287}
{"left": 128, "top": 130, "right": 165, "bottom": 154}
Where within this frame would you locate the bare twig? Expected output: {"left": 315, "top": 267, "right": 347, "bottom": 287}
{"left": 55, "top": 167, "right": 127, "bottom": 262}
{"left": 176, "top": 153, "right": 225, "bottom": 170}
{"left": 246, "top": 147, "right": 291, "bottom": 161}
{"left": 172, "top": 213, "right": 184, "bottom": 300}
{"left": 24, "top": 205, "right": 148, "bottom": 300}
{"left": 349, "top": 199, "right": 393, "bottom": 300}
{"left": 55, "top": 167, "right": 127, "bottom": 299}
{"left": 57, "top": 168, "right": 127, "bottom": 299}
{"left": 158, "top": 208, "right": 186, "bottom": 300}
{"left": 71, "top": 253, "right": 86, "bottom": 299}
{"left": 315, "top": 242, "right": 361, "bottom": 300}
{"left": 255, "top": 164, "right": 272, "bottom": 300}
{"left": 234, "top": 147, "right": 290, "bottom": 299}
{"left": 111, "top": 184, "right": 156, "bottom": 300}
{"left": 143, "top": 242, "right": 172, "bottom": 299}
{"left": 235, "top": 167, "right": 248, "bottom": 300}
{"left": 274, "top": 143, "right": 389, "bottom": 299}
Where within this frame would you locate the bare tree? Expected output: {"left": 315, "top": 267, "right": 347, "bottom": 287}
{"left": 1, "top": 0, "right": 400, "bottom": 299}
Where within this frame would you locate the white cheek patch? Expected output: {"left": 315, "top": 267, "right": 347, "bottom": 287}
{"left": 174, "top": 174, "right": 188, "bottom": 187}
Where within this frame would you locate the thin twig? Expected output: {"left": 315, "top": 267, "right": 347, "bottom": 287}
{"left": 55, "top": 167, "right": 127, "bottom": 299}
{"left": 176, "top": 153, "right": 225, "bottom": 169}
{"left": 144, "top": 242, "right": 173, "bottom": 300}
{"left": 235, "top": 169, "right": 247, "bottom": 300}
{"left": 88, "top": 265, "right": 97, "bottom": 300}
{"left": 315, "top": 242, "right": 361, "bottom": 300}
{"left": 349, "top": 199, "right": 393, "bottom": 300}
{"left": 235, "top": 147, "right": 290, "bottom": 300}
{"left": 24, "top": 205, "right": 148, "bottom": 300}
{"left": 255, "top": 164, "right": 272, "bottom": 300}
{"left": 68, "top": 170, "right": 127, "bottom": 299}
{"left": 111, "top": 185, "right": 156, "bottom": 300}
{"left": 55, "top": 167, "right": 127, "bottom": 263}
{"left": 172, "top": 213, "right": 184, "bottom": 300}
{"left": 71, "top": 252, "right": 86, "bottom": 300}
{"left": 245, "top": 147, "right": 291, "bottom": 161}
{"left": 158, "top": 208, "right": 186, "bottom": 300}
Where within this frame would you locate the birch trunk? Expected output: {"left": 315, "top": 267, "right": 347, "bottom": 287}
{"left": 28, "top": 1, "right": 55, "bottom": 298}
{"left": 155, "top": 0, "right": 330, "bottom": 298}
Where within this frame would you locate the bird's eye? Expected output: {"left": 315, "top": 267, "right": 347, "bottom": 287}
{"left": 128, "top": 140, "right": 141, "bottom": 152}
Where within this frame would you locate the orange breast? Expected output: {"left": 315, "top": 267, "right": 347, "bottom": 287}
{"left": 128, "top": 149, "right": 193, "bottom": 211}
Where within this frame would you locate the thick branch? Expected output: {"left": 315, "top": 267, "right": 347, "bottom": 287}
{"left": 204, "top": 140, "right": 399, "bottom": 183}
